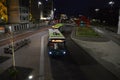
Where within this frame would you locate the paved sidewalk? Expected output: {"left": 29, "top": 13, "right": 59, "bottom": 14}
{"left": 92, "top": 26, "right": 120, "bottom": 45}
{"left": 0, "top": 26, "right": 49, "bottom": 41}
{"left": 71, "top": 27, "right": 120, "bottom": 80}
{"left": 0, "top": 31, "right": 31, "bottom": 42}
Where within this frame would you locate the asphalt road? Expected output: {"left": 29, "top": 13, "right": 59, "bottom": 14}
{"left": 49, "top": 25, "right": 120, "bottom": 80}
{"left": 0, "top": 25, "right": 120, "bottom": 80}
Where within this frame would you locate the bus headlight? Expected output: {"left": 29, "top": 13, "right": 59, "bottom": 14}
{"left": 49, "top": 52, "right": 52, "bottom": 55}
{"left": 63, "top": 51, "right": 66, "bottom": 54}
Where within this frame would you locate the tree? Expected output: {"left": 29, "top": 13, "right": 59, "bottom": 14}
{"left": 0, "top": 1, "right": 8, "bottom": 23}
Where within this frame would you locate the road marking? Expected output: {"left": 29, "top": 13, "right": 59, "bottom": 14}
{"left": 39, "top": 35, "right": 46, "bottom": 80}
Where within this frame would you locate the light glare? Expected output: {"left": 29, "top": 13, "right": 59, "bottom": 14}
{"left": 28, "top": 75, "right": 33, "bottom": 79}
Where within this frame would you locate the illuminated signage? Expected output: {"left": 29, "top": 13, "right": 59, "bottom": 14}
{"left": 0, "top": 27, "right": 5, "bottom": 33}
{"left": 51, "top": 40, "right": 64, "bottom": 42}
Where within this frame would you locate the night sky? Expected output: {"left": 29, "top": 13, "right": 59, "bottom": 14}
{"left": 54, "top": 0, "right": 120, "bottom": 16}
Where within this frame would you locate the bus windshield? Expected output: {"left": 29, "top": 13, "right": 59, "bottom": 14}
{"left": 49, "top": 42, "right": 65, "bottom": 50}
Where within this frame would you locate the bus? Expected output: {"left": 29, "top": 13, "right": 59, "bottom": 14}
{"left": 48, "top": 29, "right": 67, "bottom": 56}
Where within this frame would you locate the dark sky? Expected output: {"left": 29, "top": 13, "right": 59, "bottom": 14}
{"left": 54, "top": 0, "right": 120, "bottom": 16}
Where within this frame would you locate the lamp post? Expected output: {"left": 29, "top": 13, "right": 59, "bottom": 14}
{"left": 45, "top": 0, "right": 54, "bottom": 20}
{"left": 8, "top": 26, "right": 16, "bottom": 70}
{"left": 95, "top": 8, "right": 100, "bottom": 12}
{"left": 38, "top": 1, "right": 43, "bottom": 20}
{"left": 54, "top": 8, "right": 56, "bottom": 17}
{"left": 50, "top": 0, "right": 54, "bottom": 19}
{"left": 108, "top": 1, "right": 115, "bottom": 7}
{"left": 94, "top": 8, "right": 100, "bottom": 18}
{"left": 38, "top": 1, "right": 42, "bottom": 8}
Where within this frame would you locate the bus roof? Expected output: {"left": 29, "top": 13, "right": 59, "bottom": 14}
{"left": 48, "top": 29, "right": 65, "bottom": 40}
{"left": 52, "top": 23, "right": 64, "bottom": 29}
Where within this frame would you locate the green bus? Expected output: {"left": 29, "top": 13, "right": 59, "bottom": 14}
{"left": 48, "top": 29, "right": 67, "bottom": 56}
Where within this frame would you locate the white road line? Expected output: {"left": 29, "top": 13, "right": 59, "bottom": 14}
{"left": 39, "top": 35, "right": 46, "bottom": 80}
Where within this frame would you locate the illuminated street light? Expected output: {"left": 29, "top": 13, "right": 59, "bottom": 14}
{"left": 38, "top": 1, "right": 43, "bottom": 20}
{"left": 51, "top": 0, "right": 54, "bottom": 19}
{"left": 28, "top": 75, "right": 34, "bottom": 79}
{"left": 108, "top": 1, "right": 115, "bottom": 6}
{"left": 38, "top": 1, "right": 42, "bottom": 8}
{"left": 54, "top": 8, "right": 56, "bottom": 11}
{"left": 38, "top": 1, "right": 42, "bottom": 5}
{"left": 95, "top": 8, "right": 100, "bottom": 12}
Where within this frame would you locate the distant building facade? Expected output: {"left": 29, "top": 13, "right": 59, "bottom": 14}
{"left": 7, "top": 0, "right": 30, "bottom": 31}
{"left": 31, "top": 0, "right": 53, "bottom": 20}
{"left": 8, "top": 0, "right": 29, "bottom": 23}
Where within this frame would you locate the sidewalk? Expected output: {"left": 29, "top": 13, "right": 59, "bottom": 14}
{"left": 92, "top": 26, "right": 120, "bottom": 45}
{"left": 0, "top": 31, "right": 31, "bottom": 42}
{"left": 0, "top": 26, "right": 49, "bottom": 42}
{"left": 71, "top": 26, "right": 120, "bottom": 80}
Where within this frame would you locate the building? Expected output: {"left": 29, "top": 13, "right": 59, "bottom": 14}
{"left": 31, "top": 0, "right": 54, "bottom": 20}
{"left": 7, "top": 0, "right": 30, "bottom": 31}
{"left": 8, "top": 0, "right": 29, "bottom": 23}
{"left": 42, "top": 0, "right": 53, "bottom": 19}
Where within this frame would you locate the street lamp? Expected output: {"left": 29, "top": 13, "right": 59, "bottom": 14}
{"left": 108, "top": 1, "right": 115, "bottom": 7}
{"left": 94, "top": 8, "right": 100, "bottom": 18}
{"left": 38, "top": 1, "right": 43, "bottom": 20}
{"left": 53, "top": 8, "right": 56, "bottom": 19}
{"left": 95, "top": 8, "right": 100, "bottom": 12}
{"left": 38, "top": 1, "right": 42, "bottom": 8}
{"left": 51, "top": 0, "right": 54, "bottom": 19}
{"left": 54, "top": 8, "right": 56, "bottom": 11}
{"left": 94, "top": 8, "right": 100, "bottom": 24}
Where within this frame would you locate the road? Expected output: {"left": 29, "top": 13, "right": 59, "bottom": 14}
{"left": 0, "top": 28, "right": 48, "bottom": 80}
{"left": 0, "top": 25, "right": 119, "bottom": 80}
{"left": 49, "top": 25, "right": 120, "bottom": 80}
